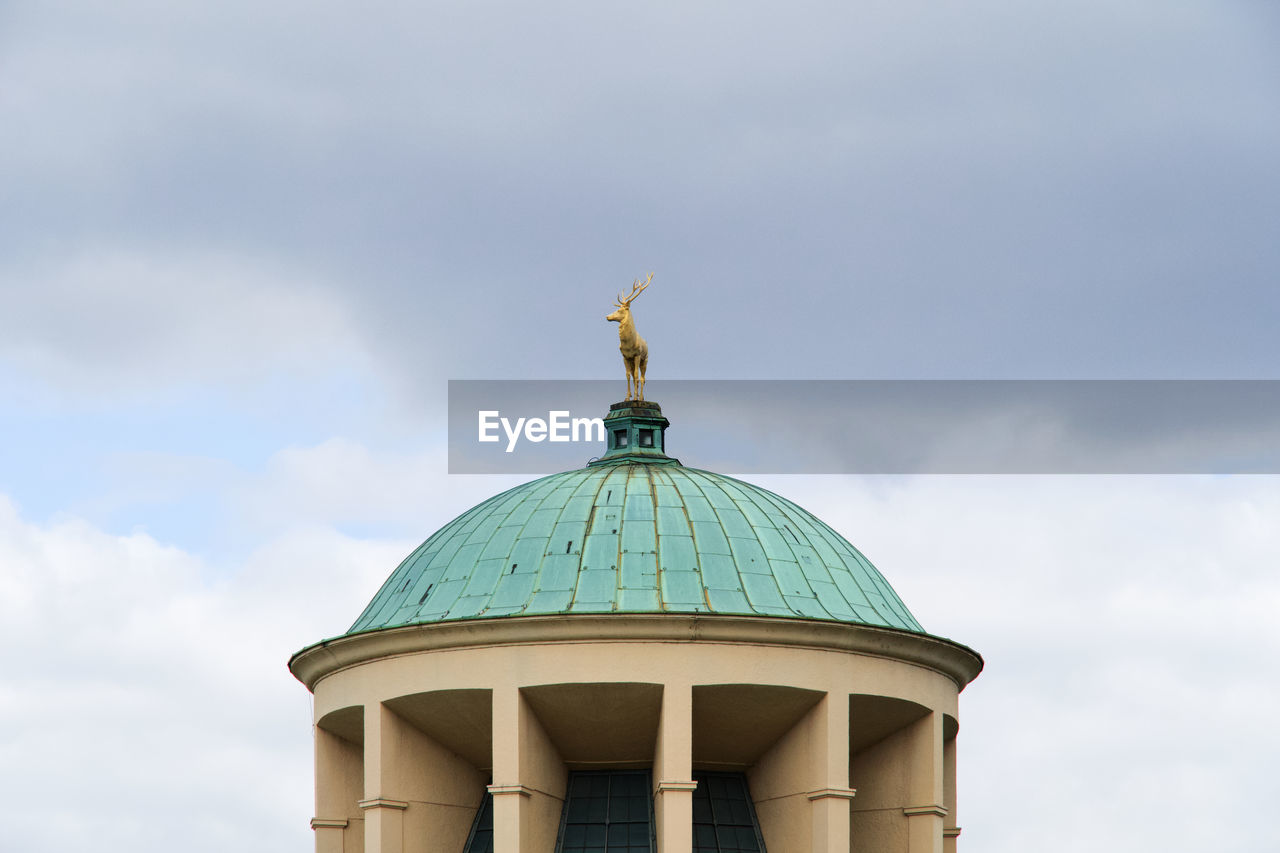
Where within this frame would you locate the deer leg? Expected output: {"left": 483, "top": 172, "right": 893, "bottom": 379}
{"left": 637, "top": 353, "right": 648, "bottom": 402}
{"left": 624, "top": 357, "right": 634, "bottom": 400}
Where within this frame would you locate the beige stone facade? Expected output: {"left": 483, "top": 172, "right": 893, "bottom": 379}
{"left": 290, "top": 614, "right": 982, "bottom": 853}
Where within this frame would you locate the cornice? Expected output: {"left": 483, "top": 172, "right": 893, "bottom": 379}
{"left": 288, "top": 614, "right": 983, "bottom": 693}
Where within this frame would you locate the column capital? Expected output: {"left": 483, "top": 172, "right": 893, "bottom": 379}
{"left": 903, "top": 804, "right": 948, "bottom": 818}
{"left": 656, "top": 780, "right": 698, "bottom": 793}
{"left": 311, "top": 817, "right": 349, "bottom": 829}
{"left": 944, "top": 827, "right": 962, "bottom": 838}
{"left": 359, "top": 797, "right": 409, "bottom": 811}
{"left": 486, "top": 784, "right": 535, "bottom": 797}
{"left": 806, "top": 787, "right": 857, "bottom": 801}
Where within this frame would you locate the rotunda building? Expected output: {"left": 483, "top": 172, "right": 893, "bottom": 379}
{"left": 289, "top": 401, "right": 982, "bottom": 853}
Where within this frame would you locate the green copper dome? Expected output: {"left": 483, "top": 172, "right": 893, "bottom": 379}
{"left": 348, "top": 419, "right": 924, "bottom": 635}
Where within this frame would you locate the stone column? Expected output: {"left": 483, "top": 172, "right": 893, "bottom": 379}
{"left": 491, "top": 686, "right": 526, "bottom": 853}
{"left": 314, "top": 720, "right": 362, "bottom": 853}
{"left": 903, "top": 711, "right": 946, "bottom": 853}
{"left": 310, "top": 818, "right": 348, "bottom": 853}
{"left": 361, "top": 799, "right": 408, "bottom": 853}
{"left": 490, "top": 686, "right": 568, "bottom": 852}
{"left": 943, "top": 734, "right": 959, "bottom": 853}
{"left": 808, "top": 693, "right": 855, "bottom": 853}
{"left": 653, "top": 682, "right": 695, "bottom": 853}
{"left": 362, "top": 704, "right": 407, "bottom": 853}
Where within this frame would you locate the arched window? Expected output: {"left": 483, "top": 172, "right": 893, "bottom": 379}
{"left": 692, "top": 772, "right": 767, "bottom": 853}
{"left": 461, "top": 790, "right": 494, "bottom": 853}
{"left": 555, "top": 771, "right": 654, "bottom": 853}
{"left": 462, "top": 770, "right": 767, "bottom": 853}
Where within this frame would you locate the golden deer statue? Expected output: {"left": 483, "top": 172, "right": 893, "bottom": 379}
{"left": 606, "top": 273, "right": 652, "bottom": 402}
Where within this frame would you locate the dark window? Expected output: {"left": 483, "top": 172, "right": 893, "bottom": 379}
{"left": 691, "top": 772, "right": 767, "bottom": 853}
{"left": 614, "top": 429, "right": 629, "bottom": 448}
{"left": 638, "top": 429, "right": 654, "bottom": 448}
{"left": 555, "top": 771, "right": 653, "bottom": 853}
{"left": 462, "top": 791, "right": 494, "bottom": 853}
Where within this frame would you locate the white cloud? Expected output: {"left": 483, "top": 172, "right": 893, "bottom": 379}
{"left": 235, "top": 437, "right": 529, "bottom": 533}
{"left": 56, "top": 438, "right": 530, "bottom": 564}
{"left": 3, "top": 463, "right": 1279, "bottom": 852}
{"left": 760, "top": 474, "right": 1280, "bottom": 852}
{"left": 0, "top": 494, "right": 408, "bottom": 853}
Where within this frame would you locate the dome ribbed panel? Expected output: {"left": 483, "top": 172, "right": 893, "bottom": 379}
{"left": 346, "top": 465, "right": 923, "bottom": 635}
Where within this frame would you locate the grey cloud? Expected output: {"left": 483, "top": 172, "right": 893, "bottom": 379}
{"left": 0, "top": 249, "right": 366, "bottom": 393}
{"left": 3, "top": 0, "right": 1277, "bottom": 399}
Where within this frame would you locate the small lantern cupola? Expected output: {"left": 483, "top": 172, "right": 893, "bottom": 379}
{"left": 588, "top": 400, "right": 679, "bottom": 466}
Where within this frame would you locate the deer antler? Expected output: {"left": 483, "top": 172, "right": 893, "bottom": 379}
{"left": 620, "top": 273, "right": 653, "bottom": 306}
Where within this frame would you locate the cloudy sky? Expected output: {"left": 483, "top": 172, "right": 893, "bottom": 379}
{"left": 2, "top": 1, "right": 1278, "bottom": 851}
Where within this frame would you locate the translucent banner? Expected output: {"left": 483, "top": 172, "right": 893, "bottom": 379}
{"left": 448, "top": 380, "right": 1280, "bottom": 474}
